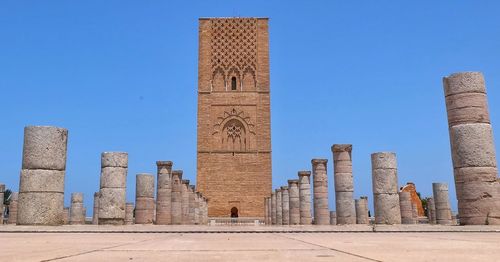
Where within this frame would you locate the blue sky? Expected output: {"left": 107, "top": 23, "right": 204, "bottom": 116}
{"left": 1, "top": 1, "right": 499, "bottom": 216}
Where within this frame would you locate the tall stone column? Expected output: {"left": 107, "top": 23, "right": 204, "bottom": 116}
{"left": 271, "top": 192, "right": 277, "bottom": 225}
{"left": 171, "top": 170, "right": 183, "bottom": 225}
{"left": 70, "top": 193, "right": 85, "bottom": 225}
{"left": 188, "top": 185, "right": 196, "bottom": 225}
{"left": 330, "top": 211, "right": 337, "bottom": 225}
{"left": 399, "top": 191, "right": 414, "bottom": 224}
{"left": 181, "top": 180, "right": 190, "bottom": 224}
{"left": 428, "top": 197, "right": 437, "bottom": 224}
{"left": 156, "top": 161, "right": 173, "bottom": 225}
{"left": 276, "top": 189, "right": 282, "bottom": 225}
{"left": 372, "top": 152, "right": 401, "bottom": 224}
{"left": 0, "top": 184, "right": 4, "bottom": 225}
{"left": 281, "top": 186, "right": 290, "bottom": 225}
{"left": 298, "top": 171, "right": 312, "bottom": 225}
{"left": 288, "top": 179, "right": 300, "bottom": 225}
{"left": 124, "top": 202, "right": 134, "bottom": 225}
{"left": 432, "top": 183, "right": 453, "bottom": 225}
{"left": 312, "top": 159, "right": 329, "bottom": 225}
{"left": 18, "top": 126, "right": 68, "bottom": 225}
{"left": 355, "top": 196, "right": 369, "bottom": 224}
{"left": 135, "top": 173, "right": 155, "bottom": 224}
{"left": 7, "top": 192, "right": 18, "bottom": 224}
{"left": 99, "top": 152, "right": 127, "bottom": 225}
{"left": 331, "top": 144, "right": 356, "bottom": 224}
{"left": 92, "top": 192, "right": 100, "bottom": 225}
{"left": 443, "top": 72, "right": 500, "bottom": 225}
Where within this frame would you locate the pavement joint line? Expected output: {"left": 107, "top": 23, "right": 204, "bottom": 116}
{"left": 275, "top": 233, "right": 383, "bottom": 262}
{"left": 1, "top": 230, "right": 499, "bottom": 233}
{"left": 101, "top": 248, "right": 327, "bottom": 252}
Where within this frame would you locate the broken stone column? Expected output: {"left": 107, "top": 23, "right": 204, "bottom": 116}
{"left": 372, "top": 152, "right": 401, "bottom": 224}
{"left": 18, "top": 126, "right": 68, "bottom": 225}
{"left": 171, "top": 170, "right": 183, "bottom": 225}
{"left": 312, "top": 159, "right": 330, "bottom": 225}
{"left": 281, "top": 186, "right": 290, "bottom": 225}
{"left": 92, "top": 192, "right": 100, "bottom": 225}
{"left": 135, "top": 173, "right": 155, "bottom": 224}
{"left": 276, "top": 188, "right": 282, "bottom": 225}
{"left": 355, "top": 196, "right": 369, "bottom": 224}
{"left": 271, "top": 192, "right": 277, "bottom": 225}
{"left": 412, "top": 202, "right": 419, "bottom": 224}
{"left": 70, "top": 193, "right": 85, "bottom": 225}
{"left": 124, "top": 202, "right": 134, "bottom": 225}
{"left": 428, "top": 197, "right": 437, "bottom": 224}
{"left": 0, "top": 184, "right": 4, "bottom": 225}
{"left": 432, "top": 183, "right": 453, "bottom": 225}
{"left": 7, "top": 192, "right": 18, "bottom": 224}
{"left": 330, "top": 211, "right": 337, "bottom": 225}
{"left": 399, "top": 191, "right": 414, "bottom": 224}
{"left": 188, "top": 185, "right": 196, "bottom": 225}
{"left": 156, "top": 161, "right": 172, "bottom": 225}
{"left": 331, "top": 145, "right": 356, "bottom": 224}
{"left": 443, "top": 72, "right": 500, "bottom": 225}
{"left": 99, "top": 152, "right": 127, "bottom": 225}
{"left": 62, "top": 207, "right": 70, "bottom": 225}
{"left": 288, "top": 179, "right": 300, "bottom": 225}
{"left": 298, "top": 171, "right": 312, "bottom": 225}
{"left": 181, "top": 180, "right": 190, "bottom": 224}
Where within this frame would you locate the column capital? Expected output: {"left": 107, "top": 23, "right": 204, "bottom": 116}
{"left": 331, "top": 144, "right": 352, "bottom": 153}
{"left": 156, "top": 161, "right": 173, "bottom": 167}
{"left": 298, "top": 171, "right": 311, "bottom": 177}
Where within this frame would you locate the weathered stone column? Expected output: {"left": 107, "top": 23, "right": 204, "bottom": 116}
{"left": 298, "top": 171, "right": 312, "bottom": 225}
{"left": 281, "top": 186, "right": 290, "bottom": 225}
{"left": 355, "top": 196, "right": 369, "bottom": 224}
{"left": 0, "top": 184, "right": 4, "bottom": 225}
{"left": 135, "top": 173, "right": 154, "bottom": 224}
{"left": 124, "top": 202, "right": 134, "bottom": 225}
{"left": 399, "top": 191, "right": 414, "bottom": 224}
{"left": 443, "top": 72, "right": 500, "bottom": 225}
{"left": 181, "top": 180, "right": 190, "bottom": 224}
{"left": 331, "top": 145, "right": 356, "bottom": 225}
{"left": 330, "top": 211, "right": 337, "bottom": 225}
{"left": 70, "top": 193, "right": 85, "bottom": 225}
{"left": 432, "top": 183, "right": 453, "bottom": 225}
{"left": 201, "top": 196, "right": 208, "bottom": 225}
{"left": 412, "top": 202, "right": 418, "bottom": 224}
{"left": 99, "top": 152, "right": 128, "bottom": 225}
{"left": 371, "top": 152, "right": 401, "bottom": 224}
{"left": 7, "top": 192, "right": 18, "bottom": 224}
{"left": 276, "top": 189, "right": 282, "bottom": 225}
{"left": 156, "top": 161, "right": 172, "bottom": 225}
{"left": 188, "top": 185, "right": 196, "bottom": 225}
{"left": 312, "top": 159, "right": 329, "bottom": 225}
{"left": 267, "top": 197, "right": 272, "bottom": 225}
{"left": 171, "top": 170, "right": 183, "bottom": 225}
{"left": 92, "top": 192, "right": 99, "bottom": 225}
{"left": 194, "top": 192, "right": 201, "bottom": 225}
{"left": 427, "top": 197, "right": 436, "bottom": 224}
{"left": 18, "top": 126, "right": 68, "bottom": 225}
{"left": 288, "top": 179, "right": 300, "bottom": 225}
{"left": 62, "top": 207, "right": 70, "bottom": 225}
{"left": 271, "top": 192, "right": 277, "bottom": 225}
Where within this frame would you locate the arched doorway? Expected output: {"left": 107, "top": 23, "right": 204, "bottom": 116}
{"left": 230, "top": 207, "right": 239, "bottom": 218}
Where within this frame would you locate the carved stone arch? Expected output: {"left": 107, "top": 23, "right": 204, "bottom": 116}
{"left": 227, "top": 67, "right": 241, "bottom": 91}
{"left": 212, "top": 67, "right": 225, "bottom": 91}
{"left": 242, "top": 66, "right": 256, "bottom": 91}
{"left": 222, "top": 118, "right": 246, "bottom": 151}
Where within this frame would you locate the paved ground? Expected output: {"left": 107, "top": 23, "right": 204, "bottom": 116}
{"left": 1, "top": 226, "right": 499, "bottom": 261}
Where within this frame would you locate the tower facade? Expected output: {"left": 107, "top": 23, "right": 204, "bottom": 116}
{"left": 196, "top": 18, "right": 272, "bottom": 218}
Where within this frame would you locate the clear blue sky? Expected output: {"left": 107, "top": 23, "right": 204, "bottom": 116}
{"left": 1, "top": 1, "right": 499, "bottom": 216}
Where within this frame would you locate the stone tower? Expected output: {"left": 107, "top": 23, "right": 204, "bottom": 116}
{"left": 196, "top": 17, "right": 272, "bottom": 218}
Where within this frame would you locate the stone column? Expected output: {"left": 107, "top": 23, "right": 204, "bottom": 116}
{"left": 288, "top": 179, "right": 300, "bottom": 225}
{"left": 0, "top": 184, "right": 4, "bottom": 225}
{"left": 331, "top": 144, "right": 356, "bottom": 225}
{"left": 70, "top": 193, "right": 85, "bottom": 225}
{"left": 7, "top": 192, "right": 18, "bottom": 224}
{"left": 312, "top": 159, "right": 329, "bottom": 225}
{"left": 399, "top": 191, "right": 413, "bottom": 224}
{"left": 264, "top": 197, "right": 269, "bottom": 225}
{"left": 135, "top": 173, "right": 155, "bottom": 224}
{"left": 281, "top": 186, "right": 290, "bottom": 225}
{"left": 271, "top": 192, "right": 277, "bottom": 225}
{"left": 276, "top": 189, "right": 282, "bottom": 225}
{"left": 181, "top": 180, "right": 190, "bottom": 224}
{"left": 18, "top": 126, "right": 68, "bottom": 225}
{"left": 432, "top": 183, "right": 453, "bottom": 225}
{"left": 171, "top": 170, "right": 183, "bottom": 225}
{"left": 443, "top": 72, "right": 500, "bottom": 225}
{"left": 156, "top": 161, "right": 173, "bottom": 225}
{"left": 412, "top": 202, "right": 418, "bottom": 224}
{"left": 99, "top": 152, "right": 128, "bottom": 225}
{"left": 82, "top": 208, "right": 87, "bottom": 223}
{"left": 267, "top": 197, "right": 272, "bottom": 225}
{"left": 298, "top": 171, "right": 312, "bottom": 225}
{"left": 124, "top": 202, "right": 134, "bottom": 225}
{"left": 355, "top": 196, "right": 369, "bottom": 224}
{"left": 201, "top": 196, "right": 208, "bottom": 225}
{"left": 62, "top": 207, "right": 70, "bottom": 225}
{"left": 188, "top": 185, "right": 196, "bottom": 225}
{"left": 371, "top": 152, "right": 401, "bottom": 224}
{"left": 194, "top": 192, "right": 201, "bottom": 225}
{"left": 330, "top": 211, "right": 337, "bottom": 225}
{"left": 428, "top": 197, "right": 437, "bottom": 224}
{"left": 92, "top": 192, "right": 100, "bottom": 225}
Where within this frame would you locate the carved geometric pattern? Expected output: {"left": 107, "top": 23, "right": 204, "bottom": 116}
{"left": 212, "top": 108, "right": 256, "bottom": 136}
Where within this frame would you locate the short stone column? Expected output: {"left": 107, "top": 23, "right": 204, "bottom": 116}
{"left": 181, "top": 180, "right": 190, "bottom": 224}
{"left": 412, "top": 202, "right": 418, "bottom": 224}
{"left": 276, "top": 189, "right": 282, "bottom": 225}
{"left": 288, "top": 179, "right": 300, "bottom": 225}
{"left": 135, "top": 173, "right": 155, "bottom": 224}
{"left": 271, "top": 192, "right": 277, "bottom": 225}
{"left": 171, "top": 170, "right": 183, "bottom": 225}
{"left": 99, "top": 152, "right": 128, "bottom": 225}
{"left": 156, "top": 161, "right": 173, "bottom": 225}
{"left": 331, "top": 145, "right": 356, "bottom": 224}
{"left": 0, "top": 184, "right": 4, "bottom": 225}
{"left": 298, "top": 171, "right": 312, "bottom": 225}
{"left": 443, "top": 72, "right": 500, "bottom": 225}
{"left": 281, "top": 186, "right": 290, "bottom": 225}
{"left": 399, "top": 191, "right": 414, "bottom": 224}
{"left": 188, "top": 185, "right": 196, "bottom": 225}
{"left": 432, "top": 183, "right": 453, "bottom": 225}
{"left": 427, "top": 197, "right": 436, "bottom": 224}
{"left": 92, "top": 192, "right": 100, "bottom": 225}
{"left": 70, "top": 193, "right": 85, "bottom": 225}
{"left": 355, "top": 196, "right": 369, "bottom": 224}
{"left": 371, "top": 152, "right": 401, "bottom": 224}
{"left": 7, "top": 192, "right": 18, "bottom": 224}
{"left": 124, "top": 202, "right": 134, "bottom": 225}
{"left": 18, "top": 126, "right": 68, "bottom": 225}
{"left": 312, "top": 159, "right": 330, "bottom": 225}
{"left": 330, "top": 211, "right": 337, "bottom": 225}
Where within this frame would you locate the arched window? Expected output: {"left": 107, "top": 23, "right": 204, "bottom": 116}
{"left": 231, "top": 76, "right": 237, "bottom": 90}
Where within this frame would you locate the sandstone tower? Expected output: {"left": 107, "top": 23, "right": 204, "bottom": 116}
{"left": 196, "top": 17, "right": 272, "bottom": 218}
